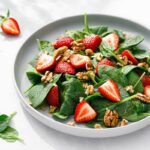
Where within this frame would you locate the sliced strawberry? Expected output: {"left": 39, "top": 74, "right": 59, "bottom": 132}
{"left": 36, "top": 53, "right": 56, "bottom": 73}
{"left": 1, "top": 18, "right": 20, "bottom": 35}
{"left": 121, "top": 50, "right": 138, "bottom": 65}
{"left": 54, "top": 62, "right": 76, "bottom": 74}
{"left": 96, "top": 58, "right": 114, "bottom": 73}
{"left": 53, "top": 37, "right": 73, "bottom": 49}
{"left": 47, "top": 85, "right": 59, "bottom": 107}
{"left": 103, "top": 33, "right": 119, "bottom": 50}
{"left": 144, "top": 85, "right": 150, "bottom": 97}
{"left": 70, "top": 54, "right": 90, "bottom": 69}
{"left": 83, "top": 35, "right": 102, "bottom": 51}
{"left": 74, "top": 100, "right": 97, "bottom": 123}
{"left": 98, "top": 80, "right": 121, "bottom": 102}
{"left": 141, "top": 74, "right": 150, "bottom": 86}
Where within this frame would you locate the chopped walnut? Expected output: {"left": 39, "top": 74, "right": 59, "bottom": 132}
{"left": 59, "top": 50, "right": 72, "bottom": 62}
{"left": 67, "top": 121, "right": 75, "bottom": 126}
{"left": 120, "top": 119, "right": 128, "bottom": 127}
{"left": 104, "top": 110, "right": 119, "bottom": 127}
{"left": 136, "top": 93, "right": 150, "bottom": 103}
{"left": 41, "top": 71, "right": 53, "bottom": 83}
{"left": 96, "top": 53, "right": 103, "bottom": 61}
{"left": 117, "top": 55, "right": 133, "bottom": 66}
{"left": 71, "top": 39, "right": 85, "bottom": 52}
{"left": 49, "top": 105, "right": 57, "bottom": 113}
{"left": 82, "top": 83, "right": 89, "bottom": 89}
{"left": 138, "top": 62, "right": 149, "bottom": 69}
{"left": 85, "top": 49, "right": 94, "bottom": 56}
{"left": 124, "top": 85, "right": 134, "bottom": 94}
{"left": 53, "top": 46, "right": 68, "bottom": 60}
{"left": 85, "top": 85, "right": 94, "bottom": 95}
{"left": 76, "top": 72, "right": 89, "bottom": 80}
{"left": 86, "top": 60, "right": 93, "bottom": 71}
{"left": 94, "top": 123, "right": 102, "bottom": 129}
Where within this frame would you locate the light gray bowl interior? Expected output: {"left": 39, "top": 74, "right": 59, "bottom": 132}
{"left": 14, "top": 14, "right": 150, "bottom": 137}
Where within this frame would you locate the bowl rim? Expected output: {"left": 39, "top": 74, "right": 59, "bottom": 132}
{"left": 13, "top": 14, "right": 150, "bottom": 137}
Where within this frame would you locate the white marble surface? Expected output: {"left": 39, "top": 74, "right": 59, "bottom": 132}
{"left": 0, "top": 0, "right": 150, "bottom": 149}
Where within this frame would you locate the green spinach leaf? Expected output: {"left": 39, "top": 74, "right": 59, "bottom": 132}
{"left": 66, "top": 30, "right": 85, "bottom": 40}
{"left": 89, "top": 26, "right": 108, "bottom": 35}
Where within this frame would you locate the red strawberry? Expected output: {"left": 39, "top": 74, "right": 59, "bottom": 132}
{"left": 144, "top": 85, "right": 150, "bottom": 97}
{"left": 47, "top": 85, "right": 59, "bottom": 107}
{"left": 141, "top": 75, "right": 150, "bottom": 86}
{"left": 121, "top": 50, "right": 138, "bottom": 65}
{"left": 83, "top": 35, "right": 102, "bottom": 51}
{"left": 96, "top": 59, "right": 114, "bottom": 73}
{"left": 36, "top": 53, "right": 56, "bottom": 73}
{"left": 103, "top": 33, "right": 119, "bottom": 50}
{"left": 1, "top": 17, "right": 20, "bottom": 35}
{"left": 54, "top": 62, "right": 76, "bottom": 74}
{"left": 53, "top": 37, "right": 73, "bottom": 49}
{"left": 70, "top": 54, "right": 90, "bottom": 69}
{"left": 74, "top": 100, "right": 97, "bottom": 123}
{"left": 98, "top": 80, "right": 121, "bottom": 102}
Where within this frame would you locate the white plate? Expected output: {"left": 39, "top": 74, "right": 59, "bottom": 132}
{"left": 14, "top": 14, "right": 150, "bottom": 138}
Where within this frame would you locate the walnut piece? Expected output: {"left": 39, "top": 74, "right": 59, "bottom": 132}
{"left": 41, "top": 71, "right": 53, "bottom": 83}
{"left": 53, "top": 46, "right": 68, "bottom": 59}
{"left": 49, "top": 105, "right": 57, "bottom": 113}
{"left": 86, "top": 60, "right": 93, "bottom": 71}
{"left": 124, "top": 85, "right": 134, "bottom": 94}
{"left": 104, "top": 110, "right": 119, "bottom": 127}
{"left": 96, "top": 53, "right": 103, "bottom": 61}
{"left": 85, "top": 85, "right": 94, "bottom": 95}
{"left": 76, "top": 72, "right": 89, "bottom": 80}
{"left": 120, "top": 119, "right": 128, "bottom": 127}
{"left": 94, "top": 124, "right": 102, "bottom": 129}
{"left": 71, "top": 39, "right": 85, "bottom": 52}
{"left": 136, "top": 93, "right": 150, "bottom": 103}
{"left": 85, "top": 49, "right": 94, "bottom": 56}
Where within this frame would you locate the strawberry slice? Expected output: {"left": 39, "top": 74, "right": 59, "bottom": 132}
{"left": 74, "top": 100, "right": 97, "bottom": 123}
{"left": 96, "top": 58, "right": 114, "bottom": 73}
{"left": 98, "top": 80, "right": 121, "bottom": 102}
{"left": 36, "top": 53, "right": 56, "bottom": 73}
{"left": 141, "top": 74, "right": 150, "bottom": 86}
{"left": 1, "top": 18, "right": 20, "bottom": 35}
{"left": 47, "top": 85, "right": 59, "bottom": 107}
{"left": 103, "top": 33, "right": 119, "bottom": 50}
{"left": 144, "top": 85, "right": 150, "bottom": 97}
{"left": 53, "top": 37, "right": 73, "bottom": 49}
{"left": 121, "top": 50, "right": 138, "bottom": 65}
{"left": 54, "top": 62, "right": 76, "bottom": 74}
{"left": 70, "top": 54, "right": 90, "bottom": 69}
{"left": 83, "top": 35, "right": 102, "bottom": 51}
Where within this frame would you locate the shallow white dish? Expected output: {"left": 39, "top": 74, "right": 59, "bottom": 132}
{"left": 14, "top": 14, "right": 150, "bottom": 138}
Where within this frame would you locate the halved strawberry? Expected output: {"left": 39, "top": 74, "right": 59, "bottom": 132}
{"left": 103, "top": 33, "right": 119, "bottom": 50}
{"left": 53, "top": 37, "right": 73, "bottom": 49}
{"left": 98, "top": 80, "right": 121, "bottom": 102}
{"left": 96, "top": 58, "right": 114, "bottom": 73}
{"left": 36, "top": 53, "right": 56, "bottom": 73}
{"left": 144, "top": 85, "right": 150, "bottom": 97}
{"left": 47, "top": 85, "right": 59, "bottom": 107}
{"left": 83, "top": 35, "right": 102, "bottom": 51}
{"left": 121, "top": 50, "right": 138, "bottom": 65}
{"left": 70, "top": 54, "right": 90, "bottom": 69}
{"left": 141, "top": 74, "right": 150, "bottom": 86}
{"left": 74, "top": 100, "right": 97, "bottom": 123}
{"left": 54, "top": 62, "right": 76, "bottom": 74}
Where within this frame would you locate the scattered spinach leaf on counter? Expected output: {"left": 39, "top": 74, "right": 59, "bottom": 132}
{"left": 28, "top": 74, "right": 61, "bottom": 108}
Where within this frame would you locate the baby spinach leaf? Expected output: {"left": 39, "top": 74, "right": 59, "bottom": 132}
{"left": 0, "top": 126, "right": 21, "bottom": 142}
{"left": 28, "top": 74, "right": 61, "bottom": 108}
{"left": 127, "top": 71, "right": 144, "bottom": 93}
{"left": 64, "top": 73, "right": 76, "bottom": 81}
{"left": 133, "top": 51, "right": 150, "bottom": 59}
{"left": 26, "top": 65, "right": 42, "bottom": 84}
{"left": 85, "top": 92, "right": 102, "bottom": 101}
{"left": 37, "top": 39, "right": 54, "bottom": 56}
{"left": 0, "top": 112, "right": 16, "bottom": 133}
{"left": 89, "top": 26, "right": 108, "bottom": 35}
{"left": 113, "top": 29, "right": 125, "bottom": 42}
{"left": 119, "top": 35, "right": 144, "bottom": 51}
{"left": 29, "top": 55, "right": 39, "bottom": 67}
{"left": 66, "top": 30, "right": 85, "bottom": 40}
{"left": 124, "top": 113, "right": 150, "bottom": 122}
{"left": 53, "top": 78, "right": 85, "bottom": 119}
{"left": 121, "top": 65, "right": 138, "bottom": 75}
{"left": 98, "top": 65, "right": 128, "bottom": 87}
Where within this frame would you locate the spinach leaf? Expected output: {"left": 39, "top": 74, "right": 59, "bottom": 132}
{"left": 89, "top": 26, "right": 108, "bottom": 35}
{"left": 53, "top": 78, "right": 85, "bottom": 119}
{"left": 124, "top": 113, "right": 150, "bottom": 122}
{"left": 66, "top": 30, "right": 85, "bottom": 40}
{"left": 98, "top": 65, "right": 128, "bottom": 87}
{"left": 85, "top": 92, "right": 101, "bottom": 101}
{"left": 121, "top": 65, "right": 138, "bottom": 75}
{"left": 26, "top": 65, "right": 42, "bottom": 84}
{"left": 0, "top": 112, "right": 16, "bottom": 133}
{"left": 127, "top": 71, "right": 144, "bottom": 93}
{"left": 28, "top": 74, "right": 61, "bottom": 108}
{"left": 134, "top": 51, "right": 150, "bottom": 59}
{"left": 113, "top": 29, "right": 125, "bottom": 42}
{"left": 37, "top": 39, "right": 54, "bottom": 55}
{"left": 119, "top": 35, "right": 144, "bottom": 51}
{"left": 0, "top": 126, "right": 21, "bottom": 142}
{"left": 29, "top": 55, "right": 39, "bottom": 67}
{"left": 64, "top": 73, "right": 76, "bottom": 81}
